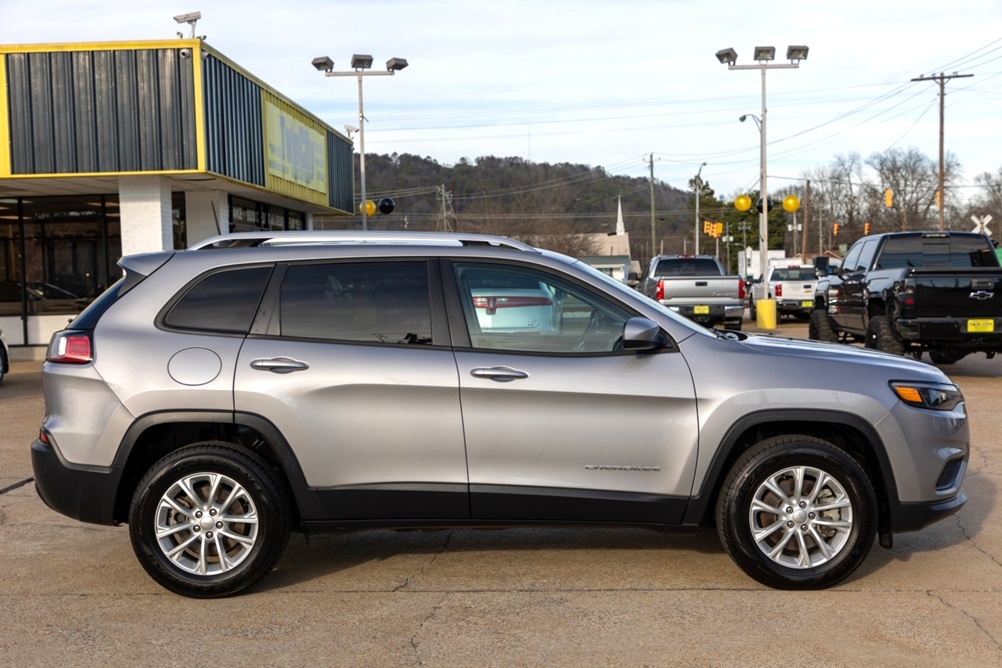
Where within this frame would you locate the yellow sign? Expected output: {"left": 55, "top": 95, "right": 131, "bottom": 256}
{"left": 264, "top": 101, "right": 327, "bottom": 192}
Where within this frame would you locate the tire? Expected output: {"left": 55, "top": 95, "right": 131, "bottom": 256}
{"left": 808, "top": 308, "right": 839, "bottom": 343}
{"left": 864, "top": 315, "right": 905, "bottom": 355}
{"left": 715, "top": 436, "right": 877, "bottom": 590}
{"left": 129, "top": 442, "right": 291, "bottom": 598}
{"left": 0, "top": 348, "right": 6, "bottom": 385}
{"left": 749, "top": 299, "right": 757, "bottom": 322}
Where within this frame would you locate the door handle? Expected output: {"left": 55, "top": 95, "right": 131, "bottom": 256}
{"left": 250, "top": 357, "right": 310, "bottom": 373}
{"left": 470, "top": 366, "right": 529, "bottom": 382}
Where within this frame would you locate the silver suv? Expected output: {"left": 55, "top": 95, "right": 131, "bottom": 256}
{"left": 31, "top": 232, "right": 969, "bottom": 597}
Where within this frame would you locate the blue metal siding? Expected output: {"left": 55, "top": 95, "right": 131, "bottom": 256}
{"left": 4, "top": 49, "right": 197, "bottom": 174}
{"left": 327, "top": 130, "right": 354, "bottom": 212}
{"left": 202, "top": 55, "right": 265, "bottom": 186}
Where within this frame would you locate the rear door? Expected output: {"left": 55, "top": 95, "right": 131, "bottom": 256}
{"left": 234, "top": 259, "right": 469, "bottom": 521}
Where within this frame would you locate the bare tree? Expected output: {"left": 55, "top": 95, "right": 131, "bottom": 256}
{"left": 866, "top": 147, "right": 960, "bottom": 231}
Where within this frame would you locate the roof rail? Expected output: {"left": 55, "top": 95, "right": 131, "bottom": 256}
{"left": 188, "top": 230, "right": 538, "bottom": 252}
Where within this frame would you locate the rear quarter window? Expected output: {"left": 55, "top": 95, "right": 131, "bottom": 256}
{"left": 164, "top": 266, "right": 272, "bottom": 334}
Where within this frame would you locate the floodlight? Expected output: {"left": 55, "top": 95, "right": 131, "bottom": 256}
{"left": 786, "top": 45, "right": 809, "bottom": 62}
{"left": 386, "top": 58, "right": 408, "bottom": 72}
{"left": 351, "top": 54, "right": 374, "bottom": 70}
{"left": 715, "top": 48, "right": 737, "bottom": 65}
{"left": 753, "top": 46, "right": 776, "bottom": 61}
{"left": 174, "top": 11, "right": 201, "bottom": 23}
{"left": 312, "top": 56, "right": 334, "bottom": 72}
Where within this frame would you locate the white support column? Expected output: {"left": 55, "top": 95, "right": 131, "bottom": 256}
{"left": 185, "top": 190, "right": 230, "bottom": 247}
{"left": 305, "top": 212, "right": 315, "bottom": 230}
{"left": 119, "top": 176, "right": 173, "bottom": 255}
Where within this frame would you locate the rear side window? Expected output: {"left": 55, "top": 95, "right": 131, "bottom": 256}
{"left": 279, "top": 261, "right": 432, "bottom": 344}
{"left": 165, "top": 267, "right": 272, "bottom": 334}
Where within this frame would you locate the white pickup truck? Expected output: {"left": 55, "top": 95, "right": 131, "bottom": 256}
{"left": 749, "top": 262, "right": 818, "bottom": 321}
{"left": 636, "top": 254, "right": 745, "bottom": 330}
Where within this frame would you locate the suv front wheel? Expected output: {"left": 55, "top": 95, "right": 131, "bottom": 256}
{"left": 129, "top": 443, "right": 291, "bottom": 598}
{"left": 716, "top": 436, "right": 876, "bottom": 589}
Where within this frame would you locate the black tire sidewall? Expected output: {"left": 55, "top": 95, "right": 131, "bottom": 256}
{"left": 718, "top": 439, "right": 876, "bottom": 589}
{"left": 129, "top": 445, "right": 289, "bottom": 598}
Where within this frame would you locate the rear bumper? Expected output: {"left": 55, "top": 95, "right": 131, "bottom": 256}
{"left": 666, "top": 303, "right": 744, "bottom": 324}
{"left": 31, "top": 438, "right": 122, "bottom": 526}
{"left": 895, "top": 317, "right": 1002, "bottom": 348}
{"left": 776, "top": 299, "right": 814, "bottom": 313}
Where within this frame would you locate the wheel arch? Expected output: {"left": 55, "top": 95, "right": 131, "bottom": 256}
{"left": 684, "top": 409, "right": 897, "bottom": 534}
{"left": 111, "top": 411, "right": 322, "bottom": 526}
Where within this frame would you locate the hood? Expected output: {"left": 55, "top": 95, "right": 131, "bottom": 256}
{"left": 738, "top": 333, "right": 954, "bottom": 383}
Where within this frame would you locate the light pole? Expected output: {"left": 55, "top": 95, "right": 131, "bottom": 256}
{"left": 716, "top": 45, "right": 807, "bottom": 280}
{"left": 694, "top": 162, "right": 706, "bottom": 255}
{"left": 312, "top": 54, "right": 409, "bottom": 230}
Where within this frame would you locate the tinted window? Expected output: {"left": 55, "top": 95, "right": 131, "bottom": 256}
{"left": 655, "top": 258, "right": 721, "bottom": 276}
{"left": 772, "top": 267, "right": 816, "bottom": 281}
{"left": 454, "top": 263, "right": 631, "bottom": 354}
{"left": 876, "top": 236, "right": 1000, "bottom": 269}
{"left": 165, "top": 267, "right": 271, "bottom": 334}
{"left": 280, "top": 261, "right": 431, "bottom": 344}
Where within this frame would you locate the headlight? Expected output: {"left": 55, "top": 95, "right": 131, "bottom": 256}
{"left": 890, "top": 381, "right": 964, "bottom": 411}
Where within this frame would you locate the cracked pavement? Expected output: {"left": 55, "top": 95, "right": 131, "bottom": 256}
{"left": 2, "top": 321, "right": 1001, "bottom": 666}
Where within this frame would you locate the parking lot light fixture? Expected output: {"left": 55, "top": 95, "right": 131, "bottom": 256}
{"left": 716, "top": 44, "right": 807, "bottom": 281}
{"left": 313, "top": 52, "right": 409, "bottom": 230}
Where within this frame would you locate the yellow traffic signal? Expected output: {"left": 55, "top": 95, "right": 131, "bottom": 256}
{"left": 864, "top": 222, "right": 871, "bottom": 235}
{"left": 714, "top": 222, "right": 724, "bottom": 237}
{"left": 884, "top": 189, "right": 893, "bottom": 207}
{"left": 703, "top": 220, "right": 712, "bottom": 235}
{"left": 833, "top": 223, "right": 840, "bottom": 236}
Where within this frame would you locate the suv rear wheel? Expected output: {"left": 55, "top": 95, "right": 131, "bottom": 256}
{"left": 129, "top": 443, "right": 291, "bottom": 598}
{"left": 808, "top": 308, "right": 839, "bottom": 342}
{"left": 716, "top": 436, "right": 876, "bottom": 589}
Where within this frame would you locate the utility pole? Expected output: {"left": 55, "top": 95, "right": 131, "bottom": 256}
{"left": 911, "top": 71, "right": 973, "bottom": 230}
{"left": 649, "top": 154, "right": 656, "bottom": 261}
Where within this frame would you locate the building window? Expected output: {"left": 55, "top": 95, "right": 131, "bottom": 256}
{"left": 0, "top": 195, "right": 121, "bottom": 319}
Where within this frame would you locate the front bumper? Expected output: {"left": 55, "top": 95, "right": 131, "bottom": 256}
{"left": 31, "top": 438, "right": 122, "bottom": 526}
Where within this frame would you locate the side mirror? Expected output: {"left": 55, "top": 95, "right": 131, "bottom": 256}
{"left": 622, "top": 317, "right": 663, "bottom": 351}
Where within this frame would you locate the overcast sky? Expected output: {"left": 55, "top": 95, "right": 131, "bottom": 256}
{"left": 2, "top": 0, "right": 1001, "bottom": 203}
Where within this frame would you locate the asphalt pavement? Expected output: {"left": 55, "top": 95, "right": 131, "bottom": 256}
{"left": 2, "top": 322, "right": 1001, "bottom": 666}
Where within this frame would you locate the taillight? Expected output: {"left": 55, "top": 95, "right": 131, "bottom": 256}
{"left": 47, "top": 331, "right": 93, "bottom": 364}
{"left": 472, "top": 295, "right": 552, "bottom": 315}
{"left": 656, "top": 279, "right": 664, "bottom": 301}
{"left": 775, "top": 284, "right": 783, "bottom": 297}
{"left": 738, "top": 279, "right": 745, "bottom": 300}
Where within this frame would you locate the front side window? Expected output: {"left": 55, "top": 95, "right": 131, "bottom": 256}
{"left": 280, "top": 261, "right": 432, "bottom": 344}
{"left": 453, "top": 263, "right": 631, "bottom": 354}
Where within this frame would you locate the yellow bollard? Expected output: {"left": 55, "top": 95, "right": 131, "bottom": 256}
{"left": 756, "top": 299, "right": 777, "bottom": 330}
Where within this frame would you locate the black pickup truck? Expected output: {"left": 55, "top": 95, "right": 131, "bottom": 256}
{"left": 809, "top": 231, "right": 1002, "bottom": 364}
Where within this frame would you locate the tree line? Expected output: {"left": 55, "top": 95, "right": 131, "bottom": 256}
{"left": 315, "top": 149, "right": 1002, "bottom": 266}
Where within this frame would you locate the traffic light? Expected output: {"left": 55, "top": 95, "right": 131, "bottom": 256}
{"left": 884, "top": 189, "right": 893, "bottom": 207}
{"left": 714, "top": 222, "right": 724, "bottom": 237}
{"left": 864, "top": 222, "right": 871, "bottom": 235}
{"left": 703, "top": 220, "right": 712, "bottom": 235}
{"left": 833, "top": 223, "right": 840, "bottom": 236}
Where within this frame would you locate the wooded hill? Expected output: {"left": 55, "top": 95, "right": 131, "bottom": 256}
{"left": 314, "top": 153, "right": 701, "bottom": 259}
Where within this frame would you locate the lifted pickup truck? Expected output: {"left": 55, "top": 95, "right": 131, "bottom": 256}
{"left": 749, "top": 262, "right": 818, "bottom": 322}
{"left": 637, "top": 254, "right": 745, "bottom": 330}
{"left": 809, "top": 231, "right": 1002, "bottom": 364}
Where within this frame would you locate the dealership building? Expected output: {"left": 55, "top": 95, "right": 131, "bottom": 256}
{"left": 0, "top": 38, "right": 354, "bottom": 351}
